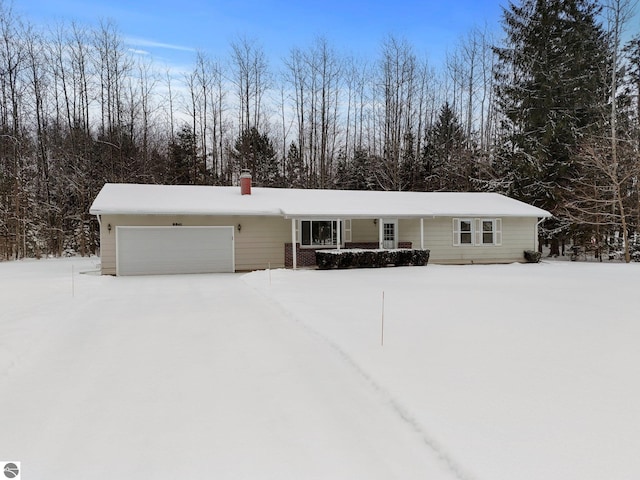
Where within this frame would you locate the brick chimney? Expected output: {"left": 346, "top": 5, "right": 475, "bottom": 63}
{"left": 240, "top": 169, "right": 252, "bottom": 195}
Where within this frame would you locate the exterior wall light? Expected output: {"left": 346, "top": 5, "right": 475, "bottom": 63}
{"left": 108, "top": 223, "right": 112, "bottom": 233}
{"left": 237, "top": 224, "right": 242, "bottom": 232}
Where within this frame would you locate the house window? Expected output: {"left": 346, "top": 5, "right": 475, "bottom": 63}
{"left": 453, "top": 218, "right": 502, "bottom": 246}
{"left": 460, "top": 220, "right": 473, "bottom": 244}
{"left": 482, "top": 220, "right": 495, "bottom": 244}
{"left": 300, "top": 220, "right": 339, "bottom": 247}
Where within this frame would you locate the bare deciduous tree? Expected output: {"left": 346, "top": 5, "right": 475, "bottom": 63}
{"left": 377, "top": 35, "right": 417, "bottom": 190}
{"left": 561, "top": 140, "right": 639, "bottom": 262}
{"left": 230, "top": 36, "right": 270, "bottom": 134}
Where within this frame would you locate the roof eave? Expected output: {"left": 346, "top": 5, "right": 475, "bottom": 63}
{"left": 92, "top": 210, "right": 552, "bottom": 218}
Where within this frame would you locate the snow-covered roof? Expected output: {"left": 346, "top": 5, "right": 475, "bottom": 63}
{"left": 89, "top": 183, "right": 552, "bottom": 218}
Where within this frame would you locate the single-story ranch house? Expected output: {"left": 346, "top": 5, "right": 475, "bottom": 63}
{"left": 89, "top": 178, "right": 551, "bottom": 275}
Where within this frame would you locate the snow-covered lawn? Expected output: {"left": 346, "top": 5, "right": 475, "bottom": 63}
{"left": 1, "top": 258, "right": 639, "bottom": 479}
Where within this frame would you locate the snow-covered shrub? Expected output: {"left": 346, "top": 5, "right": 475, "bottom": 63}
{"left": 337, "top": 250, "right": 354, "bottom": 268}
{"left": 345, "top": 250, "right": 377, "bottom": 268}
{"left": 316, "top": 249, "right": 430, "bottom": 269}
{"left": 411, "top": 250, "right": 430, "bottom": 266}
{"left": 398, "top": 250, "right": 417, "bottom": 265}
{"left": 315, "top": 251, "right": 334, "bottom": 269}
{"left": 524, "top": 250, "right": 542, "bottom": 263}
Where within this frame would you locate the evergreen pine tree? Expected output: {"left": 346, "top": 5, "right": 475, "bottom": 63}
{"left": 168, "top": 125, "right": 198, "bottom": 185}
{"left": 231, "top": 127, "right": 281, "bottom": 187}
{"left": 350, "top": 149, "right": 376, "bottom": 190}
{"left": 333, "top": 149, "right": 350, "bottom": 189}
{"left": 422, "top": 102, "right": 468, "bottom": 191}
{"left": 493, "top": 0, "right": 609, "bottom": 254}
{"left": 399, "top": 132, "right": 424, "bottom": 191}
{"left": 623, "top": 35, "right": 640, "bottom": 144}
{"left": 285, "top": 141, "right": 306, "bottom": 188}
{"left": 494, "top": 0, "right": 609, "bottom": 212}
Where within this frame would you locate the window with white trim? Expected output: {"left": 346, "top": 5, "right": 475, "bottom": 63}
{"left": 460, "top": 219, "right": 473, "bottom": 244}
{"left": 300, "top": 220, "right": 340, "bottom": 247}
{"left": 482, "top": 219, "right": 495, "bottom": 244}
{"left": 453, "top": 218, "right": 502, "bottom": 246}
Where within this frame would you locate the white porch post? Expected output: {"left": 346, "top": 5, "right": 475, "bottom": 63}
{"left": 420, "top": 218, "right": 424, "bottom": 250}
{"left": 378, "top": 218, "right": 383, "bottom": 249}
{"left": 337, "top": 219, "right": 341, "bottom": 250}
{"left": 291, "top": 218, "right": 297, "bottom": 270}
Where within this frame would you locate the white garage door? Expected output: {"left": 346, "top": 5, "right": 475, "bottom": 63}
{"left": 116, "top": 226, "right": 234, "bottom": 275}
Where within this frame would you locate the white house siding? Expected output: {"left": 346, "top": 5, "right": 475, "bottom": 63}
{"left": 338, "top": 218, "right": 537, "bottom": 264}
{"left": 332, "top": 217, "right": 537, "bottom": 264}
{"left": 98, "top": 214, "right": 540, "bottom": 274}
{"left": 350, "top": 219, "right": 379, "bottom": 243}
{"left": 98, "top": 214, "right": 290, "bottom": 274}
{"left": 420, "top": 216, "right": 538, "bottom": 264}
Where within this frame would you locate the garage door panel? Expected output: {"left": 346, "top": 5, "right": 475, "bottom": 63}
{"left": 117, "top": 226, "right": 234, "bottom": 275}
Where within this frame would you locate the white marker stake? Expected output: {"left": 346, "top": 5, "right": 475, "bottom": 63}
{"left": 268, "top": 262, "right": 272, "bottom": 287}
{"left": 71, "top": 264, "right": 75, "bottom": 297}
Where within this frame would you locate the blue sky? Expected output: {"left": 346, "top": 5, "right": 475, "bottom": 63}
{"left": 17, "top": 0, "right": 506, "bottom": 68}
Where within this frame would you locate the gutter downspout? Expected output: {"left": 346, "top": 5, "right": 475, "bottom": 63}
{"left": 535, "top": 217, "right": 547, "bottom": 252}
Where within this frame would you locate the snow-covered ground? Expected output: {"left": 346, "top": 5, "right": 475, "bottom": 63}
{"left": 1, "top": 258, "right": 639, "bottom": 479}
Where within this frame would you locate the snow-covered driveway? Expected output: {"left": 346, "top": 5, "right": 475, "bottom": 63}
{"left": 0, "top": 258, "right": 456, "bottom": 479}
{"left": 3, "top": 258, "right": 640, "bottom": 480}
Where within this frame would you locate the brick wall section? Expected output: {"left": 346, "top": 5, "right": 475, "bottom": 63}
{"left": 284, "top": 243, "right": 318, "bottom": 268}
{"left": 285, "top": 242, "right": 413, "bottom": 268}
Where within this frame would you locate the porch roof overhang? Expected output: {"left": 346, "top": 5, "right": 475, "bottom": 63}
{"left": 90, "top": 183, "right": 553, "bottom": 219}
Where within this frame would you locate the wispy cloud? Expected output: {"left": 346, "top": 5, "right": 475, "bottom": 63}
{"left": 125, "top": 36, "right": 196, "bottom": 53}
{"left": 128, "top": 48, "right": 150, "bottom": 56}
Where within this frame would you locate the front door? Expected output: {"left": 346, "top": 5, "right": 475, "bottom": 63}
{"left": 382, "top": 219, "right": 398, "bottom": 249}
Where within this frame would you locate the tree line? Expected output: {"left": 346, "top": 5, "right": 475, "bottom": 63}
{"left": 0, "top": 0, "right": 638, "bottom": 260}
